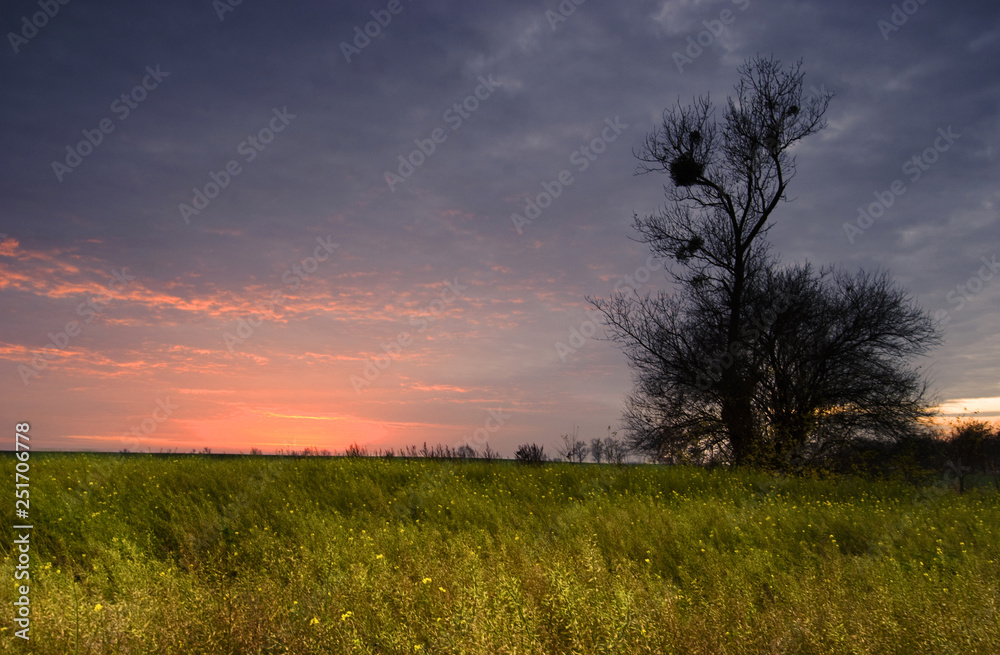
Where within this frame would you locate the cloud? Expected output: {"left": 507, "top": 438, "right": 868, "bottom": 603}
{"left": 1, "top": 0, "right": 997, "bottom": 453}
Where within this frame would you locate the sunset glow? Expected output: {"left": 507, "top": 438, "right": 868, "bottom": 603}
{"left": 2, "top": 1, "right": 998, "bottom": 456}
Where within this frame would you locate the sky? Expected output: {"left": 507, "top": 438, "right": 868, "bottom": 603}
{"left": 1, "top": 0, "right": 998, "bottom": 456}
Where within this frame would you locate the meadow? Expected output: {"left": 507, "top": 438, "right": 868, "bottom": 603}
{"left": 1, "top": 453, "right": 998, "bottom": 654}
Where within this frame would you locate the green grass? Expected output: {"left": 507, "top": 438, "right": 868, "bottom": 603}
{"left": 2, "top": 453, "right": 998, "bottom": 654}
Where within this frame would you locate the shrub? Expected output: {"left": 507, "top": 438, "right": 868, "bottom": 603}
{"left": 344, "top": 443, "right": 369, "bottom": 457}
{"left": 514, "top": 443, "right": 547, "bottom": 464}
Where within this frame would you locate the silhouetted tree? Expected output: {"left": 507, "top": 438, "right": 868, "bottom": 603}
{"left": 557, "top": 427, "right": 589, "bottom": 463}
{"left": 948, "top": 419, "right": 1000, "bottom": 477}
{"left": 591, "top": 56, "right": 939, "bottom": 468}
{"left": 590, "top": 437, "right": 605, "bottom": 463}
{"left": 601, "top": 430, "right": 627, "bottom": 465}
{"left": 745, "top": 264, "right": 939, "bottom": 466}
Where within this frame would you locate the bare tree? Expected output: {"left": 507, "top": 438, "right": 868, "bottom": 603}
{"left": 749, "top": 264, "right": 939, "bottom": 466}
{"left": 557, "top": 426, "right": 589, "bottom": 463}
{"left": 592, "top": 56, "right": 830, "bottom": 466}
{"left": 591, "top": 56, "right": 939, "bottom": 469}
{"left": 590, "top": 437, "right": 605, "bottom": 464}
{"left": 602, "top": 429, "right": 627, "bottom": 465}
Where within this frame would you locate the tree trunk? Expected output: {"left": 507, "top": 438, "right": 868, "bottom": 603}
{"left": 721, "top": 252, "right": 757, "bottom": 466}
{"left": 721, "top": 385, "right": 755, "bottom": 466}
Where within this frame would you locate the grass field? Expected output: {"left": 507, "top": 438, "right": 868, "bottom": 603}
{"left": 2, "top": 453, "right": 999, "bottom": 654}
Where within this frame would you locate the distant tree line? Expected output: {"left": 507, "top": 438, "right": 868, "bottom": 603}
{"left": 551, "top": 427, "right": 629, "bottom": 464}
{"left": 253, "top": 429, "right": 632, "bottom": 466}
{"left": 223, "top": 418, "right": 1000, "bottom": 488}
{"left": 820, "top": 418, "right": 1000, "bottom": 487}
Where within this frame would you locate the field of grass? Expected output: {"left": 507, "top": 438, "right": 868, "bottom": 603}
{"left": 2, "top": 453, "right": 999, "bottom": 654}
